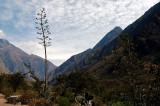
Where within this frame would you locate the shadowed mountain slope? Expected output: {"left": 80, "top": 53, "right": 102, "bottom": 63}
{"left": 87, "top": 2, "right": 160, "bottom": 76}
{"left": 50, "top": 2, "right": 160, "bottom": 80}
{"left": 48, "top": 26, "right": 122, "bottom": 80}
{"left": 122, "top": 2, "right": 160, "bottom": 56}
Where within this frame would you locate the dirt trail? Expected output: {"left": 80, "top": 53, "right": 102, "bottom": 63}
{"left": 0, "top": 93, "right": 26, "bottom": 106}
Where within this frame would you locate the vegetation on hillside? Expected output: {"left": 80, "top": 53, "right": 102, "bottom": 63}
{"left": 0, "top": 34, "right": 160, "bottom": 106}
{"left": 0, "top": 2, "right": 160, "bottom": 106}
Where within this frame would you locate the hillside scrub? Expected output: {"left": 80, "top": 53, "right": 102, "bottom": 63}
{"left": 0, "top": 72, "right": 51, "bottom": 105}
{"left": 104, "top": 34, "right": 160, "bottom": 105}
{"left": 0, "top": 34, "right": 159, "bottom": 106}
{"left": 0, "top": 73, "right": 29, "bottom": 96}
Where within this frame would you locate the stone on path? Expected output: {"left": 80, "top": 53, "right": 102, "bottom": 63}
{"left": 0, "top": 93, "right": 26, "bottom": 106}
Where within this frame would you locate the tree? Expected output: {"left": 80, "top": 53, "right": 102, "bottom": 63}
{"left": 143, "top": 63, "right": 160, "bottom": 105}
{"left": 35, "top": 8, "right": 52, "bottom": 91}
{"left": 23, "top": 62, "right": 44, "bottom": 95}
{"left": 118, "top": 34, "right": 137, "bottom": 106}
{"left": 8, "top": 72, "right": 25, "bottom": 92}
{"left": 105, "top": 34, "right": 160, "bottom": 105}
{"left": 105, "top": 34, "right": 141, "bottom": 106}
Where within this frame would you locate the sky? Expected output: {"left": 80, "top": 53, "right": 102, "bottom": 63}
{"left": 0, "top": 0, "right": 159, "bottom": 66}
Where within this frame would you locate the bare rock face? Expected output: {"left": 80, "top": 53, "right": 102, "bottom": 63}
{"left": 0, "top": 39, "right": 56, "bottom": 78}
{"left": 0, "top": 58, "right": 12, "bottom": 74}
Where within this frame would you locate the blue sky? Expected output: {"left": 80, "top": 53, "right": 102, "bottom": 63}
{"left": 0, "top": 0, "right": 159, "bottom": 66}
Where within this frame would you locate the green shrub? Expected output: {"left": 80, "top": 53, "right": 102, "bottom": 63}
{"left": 111, "top": 101, "right": 132, "bottom": 106}
{"left": 0, "top": 74, "right": 13, "bottom": 96}
{"left": 28, "top": 98, "right": 49, "bottom": 106}
{"left": 57, "top": 96, "right": 71, "bottom": 106}
{"left": 1, "top": 87, "right": 13, "bottom": 97}
{"left": 7, "top": 72, "right": 25, "bottom": 92}
{"left": 20, "top": 90, "right": 39, "bottom": 104}
{"left": 94, "top": 97, "right": 103, "bottom": 106}
{"left": 13, "top": 89, "right": 25, "bottom": 95}
{"left": 64, "top": 91, "right": 74, "bottom": 103}
{"left": 28, "top": 98, "right": 39, "bottom": 106}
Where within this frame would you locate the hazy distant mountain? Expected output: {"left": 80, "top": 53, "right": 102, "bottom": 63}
{"left": 0, "top": 58, "right": 12, "bottom": 74}
{"left": 0, "top": 39, "right": 56, "bottom": 78}
{"left": 48, "top": 49, "right": 92, "bottom": 80}
{"left": 48, "top": 26, "right": 122, "bottom": 80}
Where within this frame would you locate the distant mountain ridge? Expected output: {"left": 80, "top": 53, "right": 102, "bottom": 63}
{"left": 82, "top": 2, "right": 160, "bottom": 73}
{"left": 48, "top": 26, "right": 122, "bottom": 79}
{"left": 85, "top": 2, "right": 160, "bottom": 76}
{"left": 93, "top": 26, "right": 122, "bottom": 49}
{"left": 48, "top": 48, "right": 92, "bottom": 80}
{"left": 49, "top": 2, "right": 160, "bottom": 80}
{"left": 0, "top": 38, "right": 57, "bottom": 78}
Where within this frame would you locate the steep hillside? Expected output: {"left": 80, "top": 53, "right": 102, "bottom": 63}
{"left": 122, "top": 2, "right": 160, "bottom": 56}
{"left": 88, "top": 2, "right": 160, "bottom": 76}
{"left": 0, "top": 39, "right": 56, "bottom": 78}
{"left": 93, "top": 26, "right": 122, "bottom": 49}
{"left": 49, "top": 26, "right": 122, "bottom": 80}
{"left": 0, "top": 58, "right": 12, "bottom": 74}
{"left": 48, "top": 49, "right": 92, "bottom": 80}
{"left": 50, "top": 2, "right": 160, "bottom": 80}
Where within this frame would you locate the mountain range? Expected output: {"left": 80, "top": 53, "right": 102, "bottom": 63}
{"left": 0, "top": 39, "right": 57, "bottom": 78}
{"left": 48, "top": 26, "right": 122, "bottom": 80}
{"left": 85, "top": 2, "right": 160, "bottom": 76}
{"left": 48, "top": 2, "right": 160, "bottom": 80}
{"left": 1, "top": 2, "right": 160, "bottom": 81}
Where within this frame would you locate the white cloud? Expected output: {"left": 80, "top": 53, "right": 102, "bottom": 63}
{"left": 0, "top": 30, "right": 6, "bottom": 39}
{"left": 12, "top": 40, "right": 83, "bottom": 66}
{"left": 0, "top": 0, "right": 159, "bottom": 65}
{"left": 0, "top": 10, "right": 13, "bottom": 21}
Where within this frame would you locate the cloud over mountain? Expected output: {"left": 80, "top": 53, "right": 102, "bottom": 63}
{"left": 0, "top": 0, "right": 159, "bottom": 65}
{"left": 0, "top": 30, "right": 6, "bottom": 39}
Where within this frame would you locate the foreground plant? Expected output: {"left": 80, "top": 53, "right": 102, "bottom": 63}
{"left": 35, "top": 8, "right": 52, "bottom": 92}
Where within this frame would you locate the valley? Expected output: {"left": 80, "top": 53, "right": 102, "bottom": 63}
{"left": 0, "top": 1, "right": 160, "bottom": 106}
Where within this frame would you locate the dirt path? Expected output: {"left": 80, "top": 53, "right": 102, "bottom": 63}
{"left": 0, "top": 93, "right": 26, "bottom": 106}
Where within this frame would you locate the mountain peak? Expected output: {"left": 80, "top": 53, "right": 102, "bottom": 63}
{"left": 93, "top": 26, "right": 122, "bottom": 49}
{"left": 0, "top": 38, "right": 56, "bottom": 78}
{"left": 114, "top": 26, "right": 123, "bottom": 30}
{"left": 0, "top": 39, "right": 10, "bottom": 45}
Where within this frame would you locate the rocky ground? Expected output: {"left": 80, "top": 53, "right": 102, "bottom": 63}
{"left": 0, "top": 93, "right": 26, "bottom": 106}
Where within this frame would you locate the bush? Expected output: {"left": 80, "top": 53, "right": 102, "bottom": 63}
{"left": 112, "top": 102, "right": 124, "bottom": 106}
{"left": 57, "top": 96, "right": 71, "bottom": 106}
{"left": 13, "top": 89, "right": 25, "bottom": 95}
{"left": 94, "top": 97, "right": 103, "bottom": 106}
{"left": 20, "top": 90, "right": 39, "bottom": 104}
{"left": 111, "top": 101, "right": 132, "bottom": 106}
{"left": 0, "top": 74, "right": 13, "bottom": 96}
{"left": 0, "top": 73, "right": 30, "bottom": 95}
{"left": 28, "top": 98, "right": 39, "bottom": 106}
{"left": 7, "top": 72, "right": 25, "bottom": 92}
{"left": 28, "top": 98, "right": 49, "bottom": 106}
{"left": 1, "top": 87, "right": 13, "bottom": 97}
{"left": 64, "top": 91, "right": 75, "bottom": 103}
